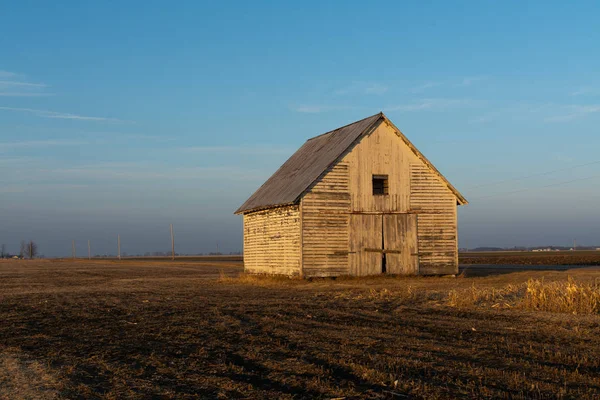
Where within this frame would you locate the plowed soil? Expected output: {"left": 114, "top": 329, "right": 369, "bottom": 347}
{"left": 1, "top": 259, "right": 599, "bottom": 399}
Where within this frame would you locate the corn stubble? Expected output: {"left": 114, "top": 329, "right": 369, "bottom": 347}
{"left": 0, "top": 259, "right": 599, "bottom": 399}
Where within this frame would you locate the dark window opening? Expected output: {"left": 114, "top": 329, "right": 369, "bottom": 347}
{"left": 372, "top": 175, "right": 389, "bottom": 195}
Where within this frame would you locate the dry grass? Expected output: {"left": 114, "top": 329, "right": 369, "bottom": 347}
{"left": 1, "top": 260, "right": 600, "bottom": 399}
{"left": 0, "top": 347, "right": 59, "bottom": 400}
{"left": 446, "top": 277, "right": 600, "bottom": 314}
{"left": 218, "top": 271, "right": 305, "bottom": 286}
{"left": 523, "top": 277, "right": 600, "bottom": 314}
{"left": 447, "top": 283, "right": 523, "bottom": 309}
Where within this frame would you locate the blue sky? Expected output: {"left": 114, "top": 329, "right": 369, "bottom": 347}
{"left": 1, "top": 1, "right": 600, "bottom": 256}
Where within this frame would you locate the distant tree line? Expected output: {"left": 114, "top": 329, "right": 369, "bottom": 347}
{"left": 0, "top": 240, "right": 38, "bottom": 259}
{"left": 0, "top": 243, "right": 242, "bottom": 259}
{"left": 461, "top": 245, "right": 600, "bottom": 252}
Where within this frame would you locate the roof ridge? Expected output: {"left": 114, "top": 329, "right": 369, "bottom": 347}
{"left": 234, "top": 111, "right": 468, "bottom": 214}
{"left": 306, "top": 112, "right": 383, "bottom": 142}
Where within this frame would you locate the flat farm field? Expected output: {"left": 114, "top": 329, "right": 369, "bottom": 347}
{"left": 1, "top": 259, "right": 599, "bottom": 399}
{"left": 460, "top": 250, "right": 600, "bottom": 266}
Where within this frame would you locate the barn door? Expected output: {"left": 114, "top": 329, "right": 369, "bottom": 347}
{"left": 383, "top": 214, "right": 419, "bottom": 275}
{"left": 349, "top": 214, "right": 382, "bottom": 276}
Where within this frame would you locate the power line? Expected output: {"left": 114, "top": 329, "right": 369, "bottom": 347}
{"left": 467, "top": 159, "right": 600, "bottom": 190}
{"left": 471, "top": 174, "right": 600, "bottom": 200}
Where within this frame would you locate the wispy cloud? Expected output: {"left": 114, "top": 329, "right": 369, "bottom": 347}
{"left": 120, "top": 134, "right": 174, "bottom": 142}
{"left": 0, "top": 187, "right": 26, "bottom": 194}
{"left": 334, "top": 81, "right": 388, "bottom": 96}
{"left": 410, "top": 76, "right": 487, "bottom": 93}
{"left": 469, "top": 103, "right": 600, "bottom": 124}
{"left": 0, "top": 107, "right": 127, "bottom": 122}
{"left": 570, "top": 87, "right": 599, "bottom": 97}
{"left": 458, "top": 76, "right": 488, "bottom": 86}
{"left": 469, "top": 112, "right": 499, "bottom": 124}
{"left": 0, "top": 139, "right": 87, "bottom": 150}
{"left": 0, "top": 71, "right": 52, "bottom": 96}
{"left": 0, "top": 70, "right": 18, "bottom": 78}
{"left": 384, "top": 98, "right": 481, "bottom": 112}
{"left": 291, "top": 104, "right": 352, "bottom": 113}
{"left": 0, "top": 156, "right": 37, "bottom": 164}
{"left": 545, "top": 105, "right": 600, "bottom": 122}
{"left": 467, "top": 104, "right": 537, "bottom": 124}
{"left": 0, "top": 81, "right": 47, "bottom": 88}
{"left": 364, "top": 83, "right": 388, "bottom": 95}
{"left": 411, "top": 81, "right": 441, "bottom": 93}
{"left": 181, "top": 145, "right": 292, "bottom": 156}
{"left": 0, "top": 92, "right": 53, "bottom": 97}
{"left": 0, "top": 183, "right": 89, "bottom": 194}
{"left": 36, "top": 164, "right": 267, "bottom": 182}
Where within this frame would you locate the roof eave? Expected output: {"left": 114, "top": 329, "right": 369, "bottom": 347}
{"left": 291, "top": 114, "right": 385, "bottom": 204}
{"left": 380, "top": 113, "right": 469, "bottom": 207}
{"left": 235, "top": 201, "right": 298, "bottom": 215}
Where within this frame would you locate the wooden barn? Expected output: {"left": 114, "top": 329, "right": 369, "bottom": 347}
{"left": 235, "top": 112, "right": 467, "bottom": 277}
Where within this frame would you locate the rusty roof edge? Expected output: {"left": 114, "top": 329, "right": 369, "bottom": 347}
{"left": 305, "top": 112, "right": 384, "bottom": 142}
{"left": 380, "top": 113, "right": 468, "bottom": 205}
{"left": 234, "top": 113, "right": 383, "bottom": 215}
{"left": 233, "top": 146, "right": 301, "bottom": 214}
{"left": 234, "top": 202, "right": 298, "bottom": 215}
{"left": 234, "top": 111, "right": 467, "bottom": 215}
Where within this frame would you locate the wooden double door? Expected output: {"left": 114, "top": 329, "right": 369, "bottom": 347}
{"left": 349, "top": 214, "right": 418, "bottom": 276}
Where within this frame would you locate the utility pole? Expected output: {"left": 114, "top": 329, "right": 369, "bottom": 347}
{"left": 216, "top": 241, "right": 219, "bottom": 254}
{"left": 30, "top": 241, "right": 33, "bottom": 259}
{"left": 72, "top": 240, "right": 76, "bottom": 259}
{"left": 574, "top": 239, "right": 577, "bottom": 251}
{"left": 88, "top": 240, "right": 91, "bottom": 260}
{"left": 170, "top": 224, "right": 175, "bottom": 260}
{"left": 118, "top": 234, "right": 121, "bottom": 260}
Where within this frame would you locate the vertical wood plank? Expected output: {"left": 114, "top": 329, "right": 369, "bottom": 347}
{"left": 384, "top": 214, "right": 418, "bottom": 275}
{"left": 349, "top": 214, "right": 382, "bottom": 276}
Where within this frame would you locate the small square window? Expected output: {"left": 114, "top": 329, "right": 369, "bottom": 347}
{"left": 372, "top": 175, "right": 388, "bottom": 195}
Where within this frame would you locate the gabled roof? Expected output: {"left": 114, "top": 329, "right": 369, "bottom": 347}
{"left": 235, "top": 112, "right": 467, "bottom": 214}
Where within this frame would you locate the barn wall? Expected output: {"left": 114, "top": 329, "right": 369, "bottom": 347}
{"left": 243, "top": 205, "right": 301, "bottom": 276}
{"left": 341, "top": 122, "right": 411, "bottom": 213}
{"left": 410, "top": 163, "right": 458, "bottom": 275}
{"left": 340, "top": 121, "right": 458, "bottom": 275}
{"left": 297, "top": 121, "right": 458, "bottom": 277}
{"left": 301, "top": 163, "right": 351, "bottom": 277}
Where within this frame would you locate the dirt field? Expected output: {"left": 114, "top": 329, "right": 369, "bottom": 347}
{"left": 460, "top": 250, "right": 600, "bottom": 266}
{"left": 1, "top": 259, "right": 599, "bottom": 399}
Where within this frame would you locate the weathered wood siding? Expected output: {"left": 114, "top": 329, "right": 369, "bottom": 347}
{"left": 384, "top": 214, "right": 419, "bottom": 275}
{"left": 342, "top": 122, "right": 411, "bottom": 213}
{"left": 243, "top": 205, "right": 301, "bottom": 276}
{"left": 410, "top": 163, "right": 458, "bottom": 274}
{"left": 295, "top": 121, "right": 458, "bottom": 276}
{"left": 340, "top": 121, "right": 458, "bottom": 275}
{"left": 348, "top": 214, "right": 382, "bottom": 276}
{"left": 301, "top": 163, "right": 351, "bottom": 277}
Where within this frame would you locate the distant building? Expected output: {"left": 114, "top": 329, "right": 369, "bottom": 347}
{"left": 235, "top": 113, "right": 467, "bottom": 277}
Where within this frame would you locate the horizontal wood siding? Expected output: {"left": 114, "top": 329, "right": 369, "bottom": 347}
{"left": 343, "top": 122, "right": 411, "bottom": 213}
{"left": 243, "top": 206, "right": 300, "bottom": 276}
{"left": 302, "top": 163, "right": 351, "bottom": 277}
{"left": 410, "top": 163, "right": 458, "bottom": 275}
